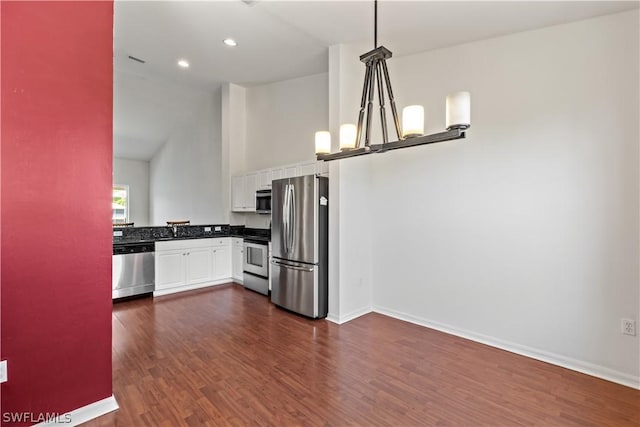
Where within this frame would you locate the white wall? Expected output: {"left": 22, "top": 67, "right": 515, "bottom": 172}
{"left": 222, "top": 83, "right": 247, "bottom": 225}
{"left": 326, "top": 43, "right": 377, "bottom": 323}
{"left": 227, "top": 72, "right": 329, "bottom": 227}
{"left": 150, "top": 88, "right": 225, "bottom": 225}
{"left": 333, "top": 10, "right": 639, "bottom": 386}
{"left": 113, "top": 157, "right": 150, "bottom": 225}
{"left": 245, "top": 73, "right": 328, "bottom": 171}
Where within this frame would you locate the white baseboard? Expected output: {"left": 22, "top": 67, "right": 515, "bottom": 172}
{"left": 325, "top": 313, "right": 340, "bottom": 324}
{"left": 326, "top": 306, "right": 373, "bottom": 324}
{"left": 153, "top": 279, "right": 231, "bottom": 297}
{"left": 374, "top": 305, "right": 640, "bottom": 390}
{"left": 35, "top": 395, "right": 118, "bottom": 426}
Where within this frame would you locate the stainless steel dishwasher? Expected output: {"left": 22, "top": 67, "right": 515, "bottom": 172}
{"left": 112, "top": 242, "right": 155, "bottom": 299}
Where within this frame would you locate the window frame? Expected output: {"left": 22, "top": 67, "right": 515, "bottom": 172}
{"left": 112, "top": 184, "right": 130, "bottom": 224}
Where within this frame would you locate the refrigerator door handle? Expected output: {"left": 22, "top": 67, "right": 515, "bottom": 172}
{"left": 270, "top": 259, "right": 314, "bottom": 272}
{"left": 289, "top": 185, "right": 296, "bottom": 254}
{"left": 283, "top": 183, "right": 290, "bottom": 253}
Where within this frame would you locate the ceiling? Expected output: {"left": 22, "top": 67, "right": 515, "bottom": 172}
{"left": 113, "top": 0, "right": 639, "bottom": 160}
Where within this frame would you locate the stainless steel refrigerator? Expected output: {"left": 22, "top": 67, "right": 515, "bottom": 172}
{"left": 271, "top": 174, "right": 328, "bottom": 318}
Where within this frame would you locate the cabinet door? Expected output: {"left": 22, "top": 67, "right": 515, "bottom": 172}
{"left": 298, "top": 162, "right": 317, "bottom": 177}
{"left": 186, "top": 247, "right": 213, "bottom": 285}
{"left": 283, "top": 165, "right": 298, "bottom": 178}
{"left": 244, "top": 173, "right": 258, "bottom": 210}
{"left": 156, "top": 250, "right": 186, "bottom": 290}
{"left": 213, "top": 246, "right": 232, "bottom": 281}
{"left": 271, "top": 167, "right": 283, "bottom": 183}
{"left": 268, "top": 243, "right": 272, "bottom": 292}
{"left": 232, "top": 244, "right": 244, "bottom": 281}
{"left": 231, "top": 175, "right": 245, "bottom": 211}
{"left": 258, "top": 170, "right": 272, "bottom": 190}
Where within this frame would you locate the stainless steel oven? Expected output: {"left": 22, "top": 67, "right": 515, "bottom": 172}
{"left": 243, "top": 239, "right": 269, "bottom": 295}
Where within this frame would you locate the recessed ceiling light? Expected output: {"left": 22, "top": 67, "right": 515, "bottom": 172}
{"left": 177, "top": 59, "right": 189, "bottom": 68}
{"left": 223, "top": 38, "right": 238, "bottom": 47}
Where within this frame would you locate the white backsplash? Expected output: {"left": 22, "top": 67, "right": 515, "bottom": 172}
{"left": 233, "top": 212, "right": 271, "bottom": 229}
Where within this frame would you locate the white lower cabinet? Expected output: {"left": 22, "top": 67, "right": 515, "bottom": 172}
{"left": 213, "top": 244, "right": 232, "bottom": 281}
{"left": 155, "top": 238, "right": 232, "bottom": 297}
{"left": 231, "top": 238, "right": 244, "bottom": 283}
{"left": 268, "top": 242, "right": 272, "bottom": 292}
{"left": 156, "top": 250, "right": 186, "bottom": 290}
{"left": 186, "top": 247, "right": 213, "bottom": 285}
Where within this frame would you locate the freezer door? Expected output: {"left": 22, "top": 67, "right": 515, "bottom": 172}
{"left": 270, "top": 258, "right": 326, "bottom": 318}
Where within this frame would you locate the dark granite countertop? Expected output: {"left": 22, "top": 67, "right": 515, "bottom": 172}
{"left": 113, "top": 224, "right": 270, "bottom": 246}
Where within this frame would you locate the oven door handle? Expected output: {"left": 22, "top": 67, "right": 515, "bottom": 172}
{"left": 270, "top": 259, "right": 314, "bottom": 272}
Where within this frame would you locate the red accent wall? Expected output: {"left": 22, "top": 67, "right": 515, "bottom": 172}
{"left": 1, "top": 1, "right": 113, "bottom": 423}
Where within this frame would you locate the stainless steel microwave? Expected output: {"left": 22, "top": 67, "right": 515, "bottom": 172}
{"left": 256, "top": 189, "right": 271, "bottom": 214}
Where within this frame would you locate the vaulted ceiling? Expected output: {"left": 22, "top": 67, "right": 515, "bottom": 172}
{"left": 114, "top": 1, "right": 638, "bottom": 160}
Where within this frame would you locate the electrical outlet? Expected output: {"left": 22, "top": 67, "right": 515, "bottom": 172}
{"left": 0, "top": 360, "right": 7, "bottom": 383}
{"left": 113, "top": 230, "right": 123, "bottom": 237}
{"left": 621, "top": 318, "right": 636, "bottom": 336}
{"left": 214, "top": 226, "right": 221, "bottom": 232}
{"left": 204, "top": 227, "right": 212, "bottom": 232}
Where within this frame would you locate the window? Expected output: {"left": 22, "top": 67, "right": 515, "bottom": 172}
{"left": 112, "top": 185, "right": 129, "bottom": 224}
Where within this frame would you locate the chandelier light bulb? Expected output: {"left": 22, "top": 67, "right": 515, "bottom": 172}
{"left": 339, "top": 124, "right": 357, "bottom": 150}
{"left": 446, "top": 91, "right": 471, "bottom": 130}
{"left": 402, "top": 105, "right": 424, "bottom": 138}
{"left": 315, "top": 131, "right": 331, "bottom": 155}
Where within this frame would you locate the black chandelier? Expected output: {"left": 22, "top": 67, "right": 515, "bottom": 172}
{"left": 315, "top": 0, "right": 471, "bottom": 162}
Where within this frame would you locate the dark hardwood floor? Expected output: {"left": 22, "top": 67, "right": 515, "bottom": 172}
{"left": 84, "top": 284, "right": 639, "bottom": 426}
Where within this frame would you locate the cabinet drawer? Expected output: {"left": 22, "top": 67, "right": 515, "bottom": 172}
{"left": 156, "top": 238, "right": 219, "bottom": 251}
{"left": 211, "top": 238, "right": 230, "bottom": 247}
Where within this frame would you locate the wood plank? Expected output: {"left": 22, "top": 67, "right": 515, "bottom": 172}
{"left": 83, "top": 284, "right": 640, "bottom": 426}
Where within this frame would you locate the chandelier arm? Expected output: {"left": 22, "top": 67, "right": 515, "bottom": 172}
{"left": 356, "top": 63, "right": 373, "bottom": 149}
{"left": 364, "top": 61, "right": 376, "bottom": 147}
{"left": 380, "top": 59, "right": 403, "bottom": 141}
{"left": 375, "top": 61, "right": 389, "bottom": 144}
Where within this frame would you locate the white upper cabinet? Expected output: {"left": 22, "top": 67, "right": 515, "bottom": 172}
{"left": 271, "top": 167, "right": 283, "bottom": 183}
{"left": 231, "top": 160, "right": 328, "bottom": 213}
{"left": 258, "top": 170, "right": 272, "bottom": 190}
{"left": 283, "top": 165, "right": 298, "bottom": 178}
{"left": 231, "top": 175, "right": 246, "bottom": 212}
{"left": 231, "top": 173, "right": 258, "bottom": 212}
{"left": 298, "top": 161, "right": 317, "bottom": 177}
{"left": 244, "top": 173, "right": 258, "bottom": 210}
